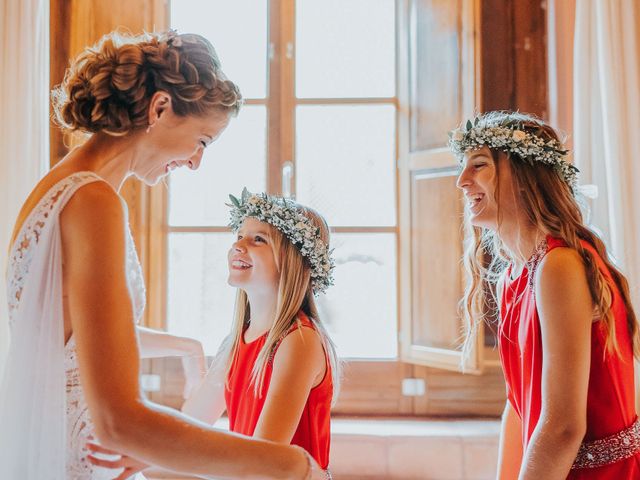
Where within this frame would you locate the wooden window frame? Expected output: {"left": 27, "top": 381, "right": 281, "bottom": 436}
{"left": 48, "top": 0, "right": 550, "bottom": 419}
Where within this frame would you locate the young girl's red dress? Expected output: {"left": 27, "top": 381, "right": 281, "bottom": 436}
{"left": 500, "top": 236, "right": 640, "bottom": 478}
{"left": 225, "top": 311, "right": 333, "bottom": 469}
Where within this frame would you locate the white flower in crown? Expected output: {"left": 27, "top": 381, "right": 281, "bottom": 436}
{"left": 227, "top": 188, "right": 335, "bottom": 294}
{"left": 452, "top": 130, "right": 465, "bottom": 142}
{"left": 512, "top": 130, "right": 527, "bottom": 142}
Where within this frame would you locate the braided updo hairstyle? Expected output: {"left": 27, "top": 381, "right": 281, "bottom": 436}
{"left": 52, "top": 30, "right": 242, "bottom": 137}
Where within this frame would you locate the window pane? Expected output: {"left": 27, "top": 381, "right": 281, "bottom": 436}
{"left": 167, "top": 233, "right": 236, "bottom": 355}
{"left": 296, "top": 105, "right": 396, "bottom": 226}
{"left": 410, "top": 0, "right": 462, "bottom": 151}
{"left": 168, "top": 234, "right": 397, "bottom": 359}
{"left": 170, "top": 0, "right": 267, "bottom": 99}
{"left": 169, "top": 106, "right": 267, "bottom": 227}
{"left": 296, "top": 0, "right": 395, "bottom": 98}
{"left": 321, "top": 233, "right": 397, "bottom": 358}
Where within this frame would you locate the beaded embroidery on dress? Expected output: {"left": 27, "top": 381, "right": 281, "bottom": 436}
{"left": 4, "top": 172, "right": 146, "bottom": 479}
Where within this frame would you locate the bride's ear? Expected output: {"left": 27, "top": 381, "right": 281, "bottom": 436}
{"left": 147, "top": 91, "right": 172, "bottom": 126}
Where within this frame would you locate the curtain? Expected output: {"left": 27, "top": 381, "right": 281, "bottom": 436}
{"left": 573, "top": 0, "right": 640, "bottom": 309}
{"left": 0, "top": 0, "right": 49, "bottom": 377}
{"left": 572, "top": 0, "right": 640, "bottom": 410}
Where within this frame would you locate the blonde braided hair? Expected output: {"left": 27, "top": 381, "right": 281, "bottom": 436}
{"left": 52, "top": 30, "right": 242, "bottom": 137}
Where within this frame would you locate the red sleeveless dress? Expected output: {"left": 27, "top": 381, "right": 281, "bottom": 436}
{"left": 500, "top": 236, "right": 640, "bottom": 478}
{"left": 225, "top": 311, "right": 333, "bottom": 469}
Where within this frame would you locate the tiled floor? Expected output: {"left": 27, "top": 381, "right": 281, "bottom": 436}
{"left": 148, "top": 418, "right": 501, "bottom": 480}
{"left": 329, "top": 418, "right": 500, "bottom": 480}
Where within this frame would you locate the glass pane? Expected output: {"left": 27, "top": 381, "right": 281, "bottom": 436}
{"left": 320, "top": 233, "right": 397, "bottom": 358}
{"left": 410, "top": 171, "right": 463, "bottom": 349}
{"left": 296, "top": 0, "right": 395, "bottom": 98}
{"left": 410, "top": 0, "right": 462, "bottom": 151}
{"left": 167, "top": 233, "right": 236, "bottom": 355}
{"left": 170, "top": 0, "right": 267, "bottom": 99}
{"left": 296, "top": 105, "right": 396, "bottom": 226}
{"left": 168, "top": 233, "right": 397, "bottom": 359}
{"left": 169, "top": 106, "right": 267, "bottom": 226}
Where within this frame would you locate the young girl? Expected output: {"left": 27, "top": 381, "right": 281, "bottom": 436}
{"left": 452, "top": 111, "right": 640, "bottom": 479}
{"left": 89, "top": 189, "right": 336, "bottom": 478}
{"left": 183, "top": 189, "right": 339, "bottom": 478}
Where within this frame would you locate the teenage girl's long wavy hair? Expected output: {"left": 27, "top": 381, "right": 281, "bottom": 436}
{"left": 224, "top": 204, "right": 341, "bottom": 404}
{"left": 461, "top": 111, "right": 639, "bottom": 361}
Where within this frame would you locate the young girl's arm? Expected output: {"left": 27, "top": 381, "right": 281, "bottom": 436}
{"left": 136, "top": 326, "right": 204, "bottom": 359}
{"left": 253, "top": 326, "right": 327, "bottom": 443}
{"left": 181, "top": 339, "right": 231, "bottom": 424}
{"left": 136, "top": 326, "right": 206, "bottom": 398}
{"left": 497, "top": 401, "right": 523, "bottom": 479}
{"left": 518, "top": 247, "right": 592, "bottom": 479}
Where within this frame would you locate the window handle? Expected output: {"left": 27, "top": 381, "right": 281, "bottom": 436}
{"left": 282, "top": 161, "right": 294, "bottom": 198}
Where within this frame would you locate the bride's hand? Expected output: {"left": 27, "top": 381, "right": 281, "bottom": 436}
{"left": 86, "top": 442, "right": 149, "bottom": 480}
{"left": 297, "top": 447, "right": 331, "bottom": 480}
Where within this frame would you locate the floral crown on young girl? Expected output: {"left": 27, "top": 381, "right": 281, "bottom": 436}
{"left": 448, "top": 116, "right": 579, "bottom": 189}
{"left": 227, "top": 188, "right": 335, "bottom": 295}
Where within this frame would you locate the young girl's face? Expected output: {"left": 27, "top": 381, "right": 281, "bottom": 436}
{"left": 227, "top": 217, "right": 280, "bottom": 293}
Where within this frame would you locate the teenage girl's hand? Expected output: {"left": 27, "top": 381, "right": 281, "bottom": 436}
{"left": 86, "top": 442, "right": 149, "bottom": 480}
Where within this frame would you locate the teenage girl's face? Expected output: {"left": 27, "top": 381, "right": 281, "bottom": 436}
{"left": 227, "top": 218, "right": 280, "bottom": 293}
{"left": 138, "top": 106, "right": 230, "bottom": 185}
{"left": 456, "top": 146, "right": 518, "bottom": 231}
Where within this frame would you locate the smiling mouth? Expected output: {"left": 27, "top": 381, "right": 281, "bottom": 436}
{"left": 467, "top": 193, "right": 485, "bottom": 210}
{"left": 231, "top": 259, "right": 252, "bottom": 270}
{"left": 165, "top": 161, "right": 180, "bottom": 173}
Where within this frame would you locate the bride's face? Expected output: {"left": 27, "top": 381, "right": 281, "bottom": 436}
{"left": 136, "top": 107, "right": 230, "bottom": 186}
{"left": 227, "top": 218, "right": 280, "bottom": 293}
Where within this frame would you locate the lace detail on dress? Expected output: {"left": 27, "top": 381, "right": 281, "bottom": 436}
{"left": 6, "top": 173, "right": 98, "bottom": 327}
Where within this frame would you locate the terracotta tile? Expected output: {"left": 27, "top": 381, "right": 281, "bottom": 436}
{"left": 462, "top": 438, "right": 499, "bottom": 480}
{"left": 330, "top": 435, "right": 389, "bottom": 477}
{"left": 387, "top": 436, "right": 464, "bottom": 480}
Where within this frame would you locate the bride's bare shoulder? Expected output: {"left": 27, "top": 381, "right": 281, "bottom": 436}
{"left": 9, "top": 168, "right": 110, "bottom": 250}
{"left": 60, "top": 180, "right": 125, "bottom": 241}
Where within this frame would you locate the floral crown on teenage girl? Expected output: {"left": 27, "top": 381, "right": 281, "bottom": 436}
{"left": 448, "top": 115, "right": 579, "bottom": 190}
{"left": 227, "top": 188, "right": 335, "bottom": 295}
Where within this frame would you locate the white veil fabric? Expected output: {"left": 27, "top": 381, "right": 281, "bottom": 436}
{"left": 0, "top": 174, "right": 99, "bottom": 479}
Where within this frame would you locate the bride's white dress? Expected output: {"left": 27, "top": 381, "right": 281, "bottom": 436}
{"left": 1, "top": 172, "right": 146, "bottom": 479}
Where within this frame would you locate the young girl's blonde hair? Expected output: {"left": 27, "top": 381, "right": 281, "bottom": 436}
{"left": 225, "top": 204, "right": 341, "bottom": 403}
{"left": 461, "top": 111, "right": 639, "bottom": 361}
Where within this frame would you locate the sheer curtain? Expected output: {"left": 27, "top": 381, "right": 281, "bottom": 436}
{"left": 572, "top": 0, "right": 640, "bottom": 310}
{"left": 0, "top": 0, "right": 49, "bottom": 377}
{"left": 571, "top": 0, "right": 640, "bottom": 409}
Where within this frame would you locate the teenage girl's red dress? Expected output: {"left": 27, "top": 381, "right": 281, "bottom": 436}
{"left": 500, "top": 236, "right": 640, "bottom": 478}
{"left": 225, "top": 311, "right": 333, "bottom": 469}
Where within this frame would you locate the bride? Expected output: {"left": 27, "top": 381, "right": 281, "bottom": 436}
{"left": 0, "top": 30, "right": 325, "bottom": 479}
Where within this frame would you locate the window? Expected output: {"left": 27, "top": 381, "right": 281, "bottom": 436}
{"left": 146, "top": 0, "right": 495, "bottom": 415}
{"left": 163, "top": 0, "right": 398, "bottom": 361}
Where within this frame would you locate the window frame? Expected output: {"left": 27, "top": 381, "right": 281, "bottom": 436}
{"left": 145, "top": 0, "right": 494, "bottom": 416}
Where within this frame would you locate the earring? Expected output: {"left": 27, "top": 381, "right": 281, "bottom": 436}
{"left": 146, "top": 123, "right": 155, "bottom": 134}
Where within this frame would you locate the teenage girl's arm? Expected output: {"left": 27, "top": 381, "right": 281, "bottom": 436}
{"left": 497, "top": 401, "right": 523, "bottom": 480}
{"left": 62, "top": 182, "right": 315, "bottom": 480}
{"left": 517, "top": 247, "right": 592, "bottom": 479}
{"left": 252, "top": 326, "right": 327, "bottom": 443}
